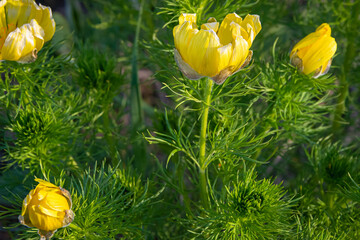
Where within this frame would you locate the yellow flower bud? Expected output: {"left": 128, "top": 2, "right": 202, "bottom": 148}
{"left": 173, "top": 13, "right": 261, "bottom": 84}
{"left": 19, "top": 178, "right": 74, "bottom": 239}
{"left": 290, "top": 23, "right": 337, "bottom": 78}
{"left": 0, "top": 0, "right": 56, "bottom": 63}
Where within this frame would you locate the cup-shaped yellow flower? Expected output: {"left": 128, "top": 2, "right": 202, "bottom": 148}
{"left": 290, "top": 23, "right": 337, "bottom": 78}
{"left": 0, "top": 0, "right": 56, "bottom": 63}
{"left": 19, "top": 178, "right": 74, "bottom": 239}
{"left": 173, "top": 13, "right": 261, "bottom": 84}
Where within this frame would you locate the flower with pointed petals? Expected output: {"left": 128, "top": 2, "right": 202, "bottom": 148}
{"left": 173, "top": 13, "right": 261, "bottom": 84}
{"left": 0, "top": 0, "right": 56, "bottom": 63}
{"left": 290, "top": 23, "right": 337, "bottom": 78}
{"left": 19, "top": 179, "right": 74, "bottom": 239}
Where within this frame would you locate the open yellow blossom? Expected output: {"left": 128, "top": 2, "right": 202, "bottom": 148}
{"left": 173, "top": 13, "right": 261, "bottom": 84}
{"left": 290, "top": 23, "right": 337, "bottom": 78}
{"left": 0, "top": 0, "right": 56, "bottom": 63}
{"left": 19, "top": 178, "right": 74, "bottom": 239}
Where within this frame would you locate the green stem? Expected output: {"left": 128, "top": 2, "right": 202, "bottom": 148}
{"left": 252, "top": 124, "right": 272, "bottom": 160}
{"left": 176, "top": 155, "right": 193, "bottom": 217}
{"left": 199, "top": 168, "right": 209, "bottom": 209}
{"left": 199, "top": 78, "right": 213, "bottom": 209}
{"left": 332, "top": 1, "right": 360, "bottom": 137}
{"left": 130, "top": 0, "right": 147, "bottom": 172}
{"left": 332, "top": 79, "right": 348, "bottom": 135}
{"left": 103, "top": 106, "right": 117, "bottom": 165}
{"left": 183, "top": 189, "right": 192, "bottom": 217}
{"left": 130, "top": 0, "right": 144, "bottom": 128}
{"left": 182, "top": 182, "right": 193, "bottom": 218}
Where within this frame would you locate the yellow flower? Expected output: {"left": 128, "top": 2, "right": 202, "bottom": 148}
{"left": 19, "top": 178, "right": 74, "bottom": 239}
{"left": 0, "top": 0, "right": 56, "bottom": 63}
{"left": 173, "top": 13, "right": 261, "bottom": 84}
{"left": 290, "top": 23, "right": 337, "bottom": 78}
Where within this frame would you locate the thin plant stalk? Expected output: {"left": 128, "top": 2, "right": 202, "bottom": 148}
{"left": 103, "top": 105, "right": 117, "bottom": 165}
{"left": 198, "top": 78, "right": 213, "bottom": 209}
{"left": 130, "top": 0, "right": 144, "bottom": 127}
{"left": 130, "top": 0, "right": 147, "bottom": 172}
{"left": 332, "top": 1, "right": 359, "bottom": 137}
{"left": 175, "top": 156, "right": 193, "bottom": 217}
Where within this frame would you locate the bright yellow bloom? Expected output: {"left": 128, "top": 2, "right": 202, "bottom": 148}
{"left": 0, "top": 0, "right": 56, "bottom": 62}
{"left": 290, "top": 23, "right": 337, "bottom": 78}
{"left": 19, "top": 178, "right": 74, "bottom": 239}
{"left": 173, "top": 13, "right": 261, "bottom": 84}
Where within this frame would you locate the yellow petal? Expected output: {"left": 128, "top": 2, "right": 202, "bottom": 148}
{"left": 229, "top": 35, "right": 249, "bottom": 71}
{"left": 18, "top": 19, "right": 44, "bottom": 55}
{"left": 21, "top": 189, "right": 34, "bottom": 216}
{"left": 311, "top": 57, "right": 332, "bottom": 79}
{"left": 186, "top": 29, "right": 223, "bottom": 76}
{"left": 215, "top": 43, "right": 233, "bottom": 75}
{"left": 202, "top": 42, "right": 233, "bottom": 78}
{"left": 174, "top": 48, "right": 203, "bottom": 80}
{"left": 290, "top": 23, "right": 332, "bottom": 61}
{"left": 316, "top": 23, "right": 331, "bottom": 35}
{"left": 301, "top": 35, "right": 337, "bottom": 74}
{"left": 178, "top": 13, "right": 196, "bottom": 26}
{"left": 1, "top": 26, "right": 35, "bottom": 61}
{"left": 174, "top": 20, "right": 199, "bottom": 60}
{"left": 29, "top": 205, "right": 63, "bottom": 231}
{"left": 201, "top": 22, "right": 219, "bottom": 32}
{"left": 35, "top": 178, "right": 58, "bottom": 188}
{"left": 35, "top": 188, "right": 49, "bottom": 201}
{"left": 228, "top": 22, "right": 249, "bottom": 46}
{"left": 0, "top": 2, "right": 8, "bottom": 48}
{"left": 4, "top": 0, "right": 23, "bottom": 28}
{"left": 34, "top": 183, "right": 60, "bottom": 203}
{"left": 30, "top": 1, "right": 43, "bottom": 25}
{"left": 28, "top": 19, "right": 44, "bottom": 50}
{"left": 290, "top": 31, "right": 322, "bottom": 59}
{"left": 241, "top": 14, "right": 262, "bottom": 36}
{"left": 37, "top": 4, "right": 55, "bottom": 42}
{"left": 237, "top": 15, "right": 261, "bottom": 47}
{"left": 218, "top": 13, "right": 243, "bottom": 45}
{"left": 44, "top": 191, "right": 70, "bottom": 211}
{"left": 37, "top": 204, "right": 64, "bottom": 218}
{"left": 239, "top": 50, "right": 253, "bottom": 70}
{"left": 14, "top": 1, "right": 34, "bottom": 27}
{"left": 320, "top": 58, "right": 332, "bottom": 75}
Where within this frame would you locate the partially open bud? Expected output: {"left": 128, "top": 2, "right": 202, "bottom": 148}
{"left": 19, "top": 178, "right": 74, "bottom": 239}
{"left": 173, "top": 13, "right": 261, "bottom": 84}
{"left": 0, "top": 0, "right": 56, "bottom": 62}
{"left": 290, "top": 23, "right": 337, "bottom": 78}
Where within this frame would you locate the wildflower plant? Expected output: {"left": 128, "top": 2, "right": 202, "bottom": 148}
{"left": 0, "top": 0, "right": 360, "bottom": 239}
{"left": 290, "top": 23, "right": 337, "bottom": 78}
{"left": 19, "top": 179, "right": 74, "bottom": 239}
{"left": 189, "top": 168, "right": 295, "bottom": 239}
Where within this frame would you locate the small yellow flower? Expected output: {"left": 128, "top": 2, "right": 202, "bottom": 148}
{"left": 0, "top": 0, "right": 56, "bottom": 63}
{"left": 173, "top": 13, "right": 261, "bottom": 84}
{"left": 19, "top": 178, "right": 74, "bottom": 239}
{"left": 290, "top": 23, "right": 337, "bottom": 78}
